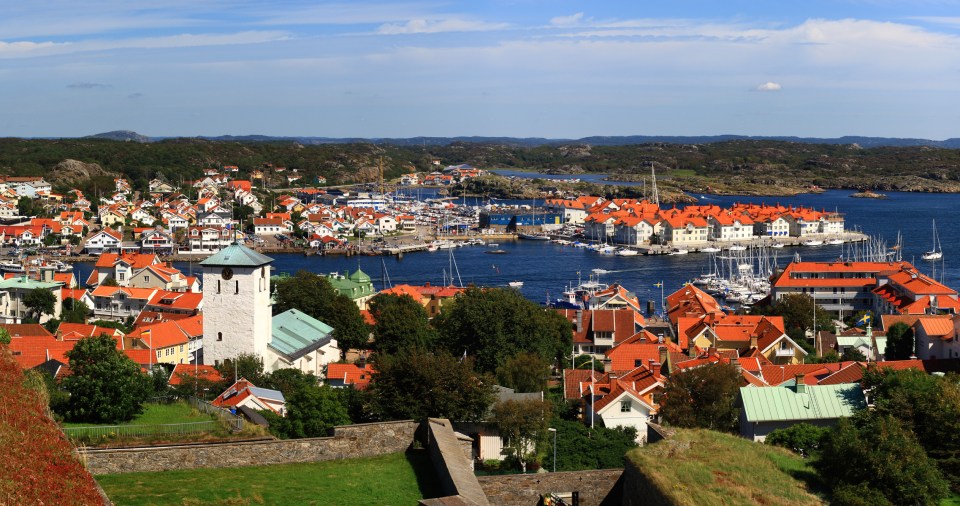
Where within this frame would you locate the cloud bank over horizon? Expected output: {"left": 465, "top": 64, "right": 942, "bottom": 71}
{"left": 1, "top": 1, "right": 959, "bottom": 139}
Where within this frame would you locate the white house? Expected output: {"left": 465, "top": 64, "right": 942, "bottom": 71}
{"left": 590, "top": 380, "right": 658, "bottom": 444}
{"left": 84, "top": 228, "right": 123, "bottom": 254}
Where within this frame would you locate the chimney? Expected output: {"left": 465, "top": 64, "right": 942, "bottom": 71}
{"left": 749, "top": 335, "right": 758, "bottom": 349}
{"left": 649, "top": 358, "right": 662, "bottom": 377}
{"left": 658, "top": 345, "right": 668, "bottom": 367}
{"left": 576, "top": 310, "right": 583, "bottom": 333}
{"left": 795, "top": 374, "right": 806, "bottom": 394}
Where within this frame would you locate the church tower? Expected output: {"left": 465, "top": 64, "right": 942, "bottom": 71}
{"left": 200, "top": 243, "right": 273, "bottom": 367}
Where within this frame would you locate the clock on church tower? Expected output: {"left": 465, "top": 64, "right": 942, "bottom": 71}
{"left": 199, "top": 242, "right": 274, "bottom": 367}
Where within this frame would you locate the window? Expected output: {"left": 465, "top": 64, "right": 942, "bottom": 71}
{"left": 620, "top": 400, "right": 631, "bottom": 413}
{"left": 217, "top": 280, "right": 221, "bottom": 294}
{"left": 144, "top": 276, "right": 149, "bottom": 282}
{"left": 217, "top": 332, "right": 223, "bottom": 341}
{"left": 235, "top": 280, "right": 239, "bottom": 294}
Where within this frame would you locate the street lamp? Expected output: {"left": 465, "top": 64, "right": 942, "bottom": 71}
{"left": 547, "top": 427, "right": 557, "bottom": 472}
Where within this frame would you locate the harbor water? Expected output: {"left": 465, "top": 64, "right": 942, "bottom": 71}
{"left": 72, "top": 190, "right": 959, "bottom": 309}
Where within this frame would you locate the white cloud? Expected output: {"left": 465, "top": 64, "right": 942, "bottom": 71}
{"left": 755, "top": 82, "right": 782, "bottom": 92}
{"left": 550, "top": 13, "right": 585, "bottom": 27}
{"left": 0, "top": 31, "right": 288, "bottom": 59}
{"left": 377, "top": 18, "right": 508, "bottom": 35}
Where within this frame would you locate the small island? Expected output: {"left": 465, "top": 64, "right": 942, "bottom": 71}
{"left": 849, "top": 190, "right": 888, "bottom": 199}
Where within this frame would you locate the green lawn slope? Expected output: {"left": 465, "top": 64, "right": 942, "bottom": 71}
{"left": 96, "top": 450, "right": 441, "bottom": 506}
{"left": 623, "top": 429, "right": 824, "bottom": 506}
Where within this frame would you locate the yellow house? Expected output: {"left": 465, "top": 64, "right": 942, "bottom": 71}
{"left": 131, "top": 317, "right": 202, "bottom": 365}
{"left": 100, "top": 211, "right": 126, "bottom": 228}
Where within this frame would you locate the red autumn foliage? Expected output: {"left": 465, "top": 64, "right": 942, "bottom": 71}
{"left": 0, "top": 346, "right": 105, "bottom": 505}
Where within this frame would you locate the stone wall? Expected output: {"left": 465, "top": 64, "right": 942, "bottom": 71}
{"left": 478, "top": 469, "right": 624, "bottom": 506}
{"left": 81, "top": 420, "right": 417, "bottom": 475}
{"left": 618, "top": 461, "right": 671, "bottom": 506}
{"left": 422, "top": 418, "right": 490, "bottom": 506}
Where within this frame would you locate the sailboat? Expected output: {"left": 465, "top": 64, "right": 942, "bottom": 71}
{"left": 922, "top": 220, "right": 943, "bottom": 261}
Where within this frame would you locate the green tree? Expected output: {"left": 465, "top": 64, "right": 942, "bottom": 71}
{"left": 497, "top": 352, "right": 550, "bottom": 393}
{"left": 326, "top": 295, "right": 370, "bottom": 358}
{"left": 273, "top": 271, "right": 369, "bottom": 357}
{"left": 369, "top": 294, "right": 436, "bottom": 354}
{"left": 23, "top": 289, "right": 56, "bottom": 320}
{"left": 60, "top": 299, "right": 90, "bottom": 324}
{"left": 659, "top": 362, "right": 741, "bottom": 432}
{"left": 435, "top": 287, "right": 572, "bottom": 374}
{"left": 884, "top": 322, "right": 915, "bottom": 360}
{"left": 866, "top": 368, "right": 960, "bottom": 492}
{"left": 214, "top": 353, "right": 267, "bottom": 387}
{"left": 0, "top": 327, "right": 10, "bottom": 344}
{"left": 149, "top": 364, "right": 170, "bottom": 395}
{"left": 573, "top": 354, "right": 605, "bottom": 371}
{"left": 816, "top": 412, "right": 949, "bottom": 505}
{"left": 549, "top": 417, "right": 638, "bottom": 471}
{"left": 807, "top": 350, "right": 840, "bottom": 364}
{"left": 263, "top": 380, "right": 350, "bottom": 439}
{"left": 17, "top": 196, "right": 36, "bottom": 217}
{"left": 840, "top": 347, "right": 867, "bottom": 362}
{"left": 263, "top": 368, "right": 319, "bottom": 399}
{"left": 366, "top": 349, "right": 495, "bottom": 422}
{"left": 765, "top": 423, "right": 830, "bottom": 458}
{"left": 492, "top": 399, "right": 553, "bottom": 473}
{"left": 754, "top": 293, "right": 831, "bottom": 343}
{"left": 61, "top": 335, "right": 152, "bottom": 423}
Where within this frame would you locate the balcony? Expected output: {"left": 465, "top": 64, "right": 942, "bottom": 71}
{"left": 775, "top": 347, "right": 795, "bottom": 357}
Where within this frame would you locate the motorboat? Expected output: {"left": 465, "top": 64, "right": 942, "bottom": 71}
{"left": 615, "top": 248, "right": 639, "bottom": 256}
{"left": 508, "top": 281, "right": 524, "bottom": 288}
{"left": 701, "top": 246, "right": 721, "bottom": 253}
{"left": 801, "top": 239, "right": 824, "bottom": 246}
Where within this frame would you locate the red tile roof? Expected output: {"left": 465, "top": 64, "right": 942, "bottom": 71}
{"left": 326, "top": 363, "right": 375, "bottom": 390}
{"left": 168, "top": 364, "right": 223, "bottom": 386}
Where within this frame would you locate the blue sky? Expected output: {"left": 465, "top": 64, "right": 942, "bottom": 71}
{"left": 2, "top": 1, "right": 960, "bottom": 139}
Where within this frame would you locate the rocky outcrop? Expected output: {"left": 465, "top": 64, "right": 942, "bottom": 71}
{"left": 46, "top": 159, "right": 119, "bottom": 186}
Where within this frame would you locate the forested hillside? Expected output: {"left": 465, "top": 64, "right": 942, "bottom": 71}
{"left": 2, "top": 137, "right": 960, "bottom": 195}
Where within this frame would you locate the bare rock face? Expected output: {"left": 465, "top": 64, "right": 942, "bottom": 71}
{"left": 46, "top": 159, "right": 119, "bottom": 186}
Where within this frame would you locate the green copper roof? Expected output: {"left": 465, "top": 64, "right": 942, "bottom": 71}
{"left": 348, "top": 268, "right": 371, "bottom": 283}
{"left": 325, "top": 270, "right": 375, "bottom": 301}
{"left": 269, "top": 308, "right": 334, "bottom": 361}
{"left": 740, "top": 383, "right": 865, "bottom": 423}
{"left": 200, "top": 243, "right": 273, "bottom": 267}
{"left": 0, "top": 277, "right": 62, "bottom": 290}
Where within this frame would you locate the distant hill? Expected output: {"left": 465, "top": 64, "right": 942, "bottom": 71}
{"left": 622, "top": 429, "right": 824, "bottom": 505}
{"left": 85, "top": 130, "right": 151, "bottom": 143}
{"left": 90, "top": 131, "right": 960, "bottom": 148}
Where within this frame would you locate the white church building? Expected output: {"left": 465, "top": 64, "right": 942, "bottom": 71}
{"left": 200, "top": 243, "right": 340, "bottom": 375}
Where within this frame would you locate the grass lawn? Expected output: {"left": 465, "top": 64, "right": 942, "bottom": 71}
{"left": 63, "top": 401, "right": 214, "bottom": 428}
{"left": 61, "top": 401, "right": 228, "bottom": 444}
{"left": 627, "top": 429, "right": 825, "bottom": 505}
{"left": 96, "top": 450, "right": 441, "bottom": 506}
{"left": 942, "top": 495, "right": 960, "bottom": 506}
